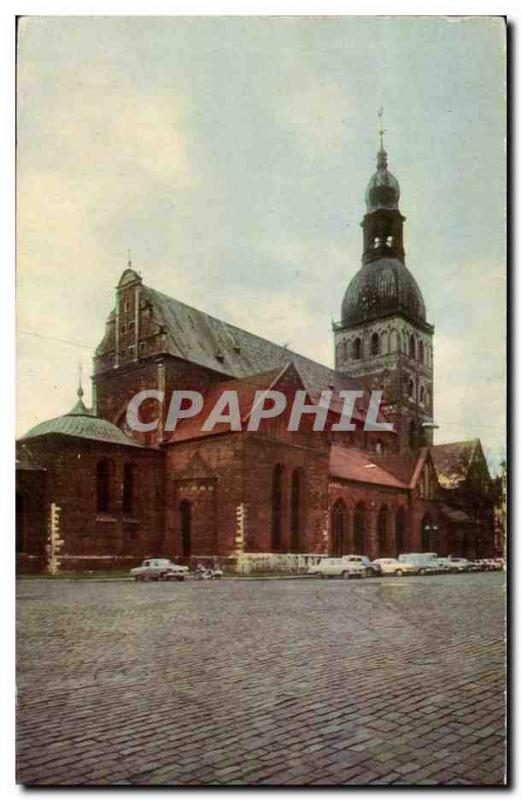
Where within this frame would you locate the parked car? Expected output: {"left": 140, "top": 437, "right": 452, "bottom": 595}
{"left": 398, "top": 553, "right": 439, "bottom": 575}
{"left": 372, "top": 558, "right": 421, "bottom": 577}
{"left": 446, "top": 556, "right": 471, "bottom": 572}
{"left": 308, "top": 557, "right": 367, "bottom": 579}
{"left": 130, "top": 558, "right": 189, "bottom": 582}
{"left": 339, "top": 555, "right": 382, "bottom": 577}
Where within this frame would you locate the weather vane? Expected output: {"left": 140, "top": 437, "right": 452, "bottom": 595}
{"left": 378, "top": 107, "right": 386, "bottom": 150}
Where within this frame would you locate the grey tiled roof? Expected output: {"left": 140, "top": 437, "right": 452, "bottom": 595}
{"left": 143, "top": 285, "right": 365, "bottom": 397}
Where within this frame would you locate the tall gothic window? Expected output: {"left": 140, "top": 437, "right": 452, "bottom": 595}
{"left": 421, "top": 513, "right": 433, "bottom": 551}
{"left": 271, "top": 464, "right": 284, "bottom": 552}
{"left": 409, "top": 334, "right": 416, "bottom": 359}
{"left": 377, "top": 505, "right": 388, "bottom": 555}
{"left": 290, "top": 469, "right": 303, "bottom": 553}
{"left": 419, "top": 340, "right": 425, "bottom": 364}
{"left": 352, "top": 338, "right": 362, "bottom": 360}
{"left": 409, "top": 420, "right": 417, "bottom": 449}
{"left": 122, "top": 463, "right": 135, "bottom": 515}
{"left": 16, "top": 493, "right": 24, "bottom": 553}
{"left": 353, "top": 503, "right": 365, "bottom": 554}
{"left": 96, "top": 459, "right": 111, "bottom": 513}
{"left": 370, "top": 332, "right": 380, "bottom": 356}
{"left": 331, "top": 500, "right": 345, "bottom": 557}
{"left": 395, "top": 507, "right": 406, "bottom": 556}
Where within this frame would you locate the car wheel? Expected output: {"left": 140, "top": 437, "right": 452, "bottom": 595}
{"left": 365, "top": 568, "right": 373, "bottom": 578}
{"left": 341, "top": 571, "right": 350, "bottom": 580}
{"left": 175, "top": 575, "right": 184, "bottom": 582}
{"left": 419, "top": 568, "right": 426, "bottom": 576}
{"left": 395, "top": 569, "right": 404, "bottom": 577}
{"left": 135, "top": 575, "right": 143, "bottom": 582}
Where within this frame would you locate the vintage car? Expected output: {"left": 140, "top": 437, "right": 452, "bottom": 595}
{"left": 372, "top": 558, "right": 421, "bottom": 577}
{"left": 130, "top": 558, "right": 189, "bottom": 582}
{"left": 340, "top": 555, "right": 382, "bottom": 577}
{"left": 308, "top": 557, "right": 367, "bottom": 579}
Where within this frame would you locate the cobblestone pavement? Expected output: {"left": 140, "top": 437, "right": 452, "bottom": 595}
{"left": 16, "top": 573, "right": 506, "bottom": 786}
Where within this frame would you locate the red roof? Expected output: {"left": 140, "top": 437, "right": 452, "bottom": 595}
{"left": 329, "top": 446, "right": 408, "bottom": 489}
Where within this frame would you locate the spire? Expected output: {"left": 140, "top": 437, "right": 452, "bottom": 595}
{"left": 377, "top": 107, "right": 388, "bottom": 170}
{"left": 127, "top": 248, "right": 132, "bottom": 268}
{"left": 67, "top": 362, "right": 90, "bottom": 416}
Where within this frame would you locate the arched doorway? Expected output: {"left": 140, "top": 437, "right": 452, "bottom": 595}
{"left": 377, "top": 505, "right": 388, "bottom": 556}
{"left": 421, "top": 513, "right": 433, "bottom": 551}
{"left": 395, "top": 507, "right": 406, "bottom": 556}
{"left": 290, "top": 469, "right": 303, "bottom": 553}
{"left": 179, "top": 500, "right": 192, "bottom": 558}
{"left": 271, "top": 464, "right": 284, "bottom": 552}
{"left": 331, "top": 500, "right": 346, "bottom": 557}
{"left": 353, "top": 503, "right": 365, "bottom": 554}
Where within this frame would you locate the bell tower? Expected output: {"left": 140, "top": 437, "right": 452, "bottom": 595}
{"left": 333, "top": 119, "right": 435, "bottom": 450}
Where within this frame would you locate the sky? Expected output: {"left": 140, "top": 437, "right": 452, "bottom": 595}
{"left": 16, "top": 16, "right": 506, "bottom": 472}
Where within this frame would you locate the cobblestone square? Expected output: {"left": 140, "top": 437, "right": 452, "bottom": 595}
{"left": 16, "top": 573, "right": 506, "bottom": 786}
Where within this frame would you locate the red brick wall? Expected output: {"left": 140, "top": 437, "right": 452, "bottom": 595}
{"left": 16, "top": 435, "right": 164, "bottom": 570}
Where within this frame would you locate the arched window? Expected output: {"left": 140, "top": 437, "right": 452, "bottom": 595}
{"left": 342, "top": 340, "right": 348, "bottom": 360}
{"left": 419, "top": 385, "right": 425, "bottom": 405}
{"left": 96, "top": 459, "right": 111, "bottom": 513}
{"left": 370, "top": 332, "right": 380, "bottom": 356}
{"left": 290, "top": 469, "right": 304, "bottom": 553}
{"left": 381, "top": 332, "right": 388, "bottom": 354}
{"left": 271, "top": 464, "right": 284, "bottom": 552}
{"left": 331, "top": 500, "right": 346, "bottom": 557}
{"left": 373, "top": 236, "right": 380, "bottom": 249}
{"left": 352, "top": 338, "right": 362, "bottom": 360}
{"left": 122, "top": 463, "right": 135, "bottom": 515}
{"left": 409, "top": 420, "right": 416, "bottom": 449}
{"left": 386, "top": 235, "right": 393, "bottom": 247}
{"left": 353, "top": 503, "right": 365, "bottom": 554}
{"left": 375, "top": 439, "right": 384, "bottom": 455}
{"left": 395, "top": 507, "right": 406, "bottom": 556}
{"left": 16, "top": 493, "right": 24, "bottom": 553}
{"left": 377, "top": 505, "right": 388, "bottom": 555}
{"left": 407, "top": 378, "right": 415, "bottom": 400}
{"left": 419, "top": 340, "right": 425, "bottom": 364}
{"left": 409, "top": 334, "right": 416, "bottom": 359}
{"left": 179, "top": 500, "right": 192, "bottom": 558}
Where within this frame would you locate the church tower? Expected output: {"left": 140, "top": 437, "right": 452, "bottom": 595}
{"left": 333, "top": 131, "right": 435, "bottom": 450}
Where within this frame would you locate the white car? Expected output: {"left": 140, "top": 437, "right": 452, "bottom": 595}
{"left": 341, "top": 555, "right": 382, "bottom": 577}
{"left": 372, "top": 558, "right": 420, "bottom": 576}
{"left": 308, "top": 557, "right": 367, "bottom": 579}
{"left": 398, "top": 553, "right": 438, "bottom": 574}
{"left": 446, "top": 557, "right": 471, "bottom": 572}
{"left": 130, "top": 558, "right": 189, "bottom": 582}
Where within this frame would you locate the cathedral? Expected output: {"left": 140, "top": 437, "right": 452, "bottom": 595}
{"left": 16, "top": 141, "right": 499, "bottom": 574}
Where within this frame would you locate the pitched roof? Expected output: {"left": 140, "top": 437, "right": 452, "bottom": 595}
{"left": 430, "top": 439, "right": 481, "bottom": 489}
{"left": 329, "top": 446, "right": 408, "bottom": 489}
{"left": 142, "top": 284, "right": 366, "bottom": 397}
{"left": 169, "top": 362, "right": 374, "bottom": 443}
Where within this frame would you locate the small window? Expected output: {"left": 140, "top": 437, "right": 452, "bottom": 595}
{"left": 124, "top": 301, "right": 130, "bottom": 312}
{"left": 121, "top": 324, "right": 126, "bottom": 334}
{"left": 373, "top": 236, "right": 380, "bottom": 249}
{"left": 386, "top": 235, "right": 393, "bottom": 247}
{"left": 139, "top": 341, "right": 145, "bottom": 353}
{"left": 420, "top": 386, "right": 425, "bottom": 405}
{"left": 370, "top": 332, "right": 380, "bottom": 356}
